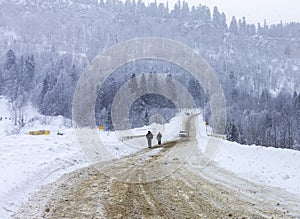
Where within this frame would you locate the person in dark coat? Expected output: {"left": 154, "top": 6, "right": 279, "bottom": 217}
{"left": 146, "top": 131, "right": 153, "bottom": 148}
{"left": 157, "top": 132, "right": 162, "bottom": 145}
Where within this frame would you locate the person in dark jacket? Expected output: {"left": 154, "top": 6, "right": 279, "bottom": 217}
{"left": 157, "top": 132, "right": 162, "bottom": 145}
{"left": 146, "top": 131, "right": 153, "bottom": 148}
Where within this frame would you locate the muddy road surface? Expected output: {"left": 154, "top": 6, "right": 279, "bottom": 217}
{"left": 15, "top": 116, "right": 300, "bottom": 218}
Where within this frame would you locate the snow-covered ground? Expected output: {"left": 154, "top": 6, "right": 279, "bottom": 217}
{"left": 0, "top": 97, "right": 86, "bottom": 218}
{"left": 0, "top": 97, "right": 182, "bottom": 218}
{"left": 1, "top": 96, "right": 300, "bottom": 218}
{"left": 195, "top": 115, "right": 300, "bottom": 197}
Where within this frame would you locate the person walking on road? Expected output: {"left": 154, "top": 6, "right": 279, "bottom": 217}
{"left": 157, "top": 132, "right": 162, "bottom": 145}
{"left": 146, "top": 131, "right": 153, "bottom": 148}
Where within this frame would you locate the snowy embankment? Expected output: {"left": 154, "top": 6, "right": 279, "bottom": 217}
{"left": 0, "top": 97, "right": 182, "bottom": 218}
{"left": 0, "top": 97, "right": 86, "bottom": 218}
{"left": 195, "top": 115, "right": 300, "bottom": 197}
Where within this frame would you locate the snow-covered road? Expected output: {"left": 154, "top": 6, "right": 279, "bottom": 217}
{"left": 12, "top": 115, "right": 300, "bottom": 218}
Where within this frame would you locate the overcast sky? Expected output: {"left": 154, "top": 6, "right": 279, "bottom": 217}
{"left": 141, "top": 0, "right": 300, "bottom": 25}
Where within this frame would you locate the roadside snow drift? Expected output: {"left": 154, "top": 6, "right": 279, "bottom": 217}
{"left": 195, "top": 115, "right": 300, "bottom": 197}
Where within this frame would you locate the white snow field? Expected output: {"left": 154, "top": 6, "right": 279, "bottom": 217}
{"left": 195, "top": 115, "right": 300, "bottom": 197}
{"left": 0, "top": 96, "right": 300, "bottom": 218}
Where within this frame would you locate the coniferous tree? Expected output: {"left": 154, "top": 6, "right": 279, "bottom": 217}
{"left": 213, "top": 6, "right": 221, "bottom": 25}
{"left": 239, "top": 17, "right": 247, "bottom": 35}
{"left": 139, "top": 73, "right": 147, "bottom": 94}
{"left": 152, "top": 73, "right": 160, "bottom": 93}
{"left": 16, "top": 54, "right": 35, "bottom": 102}
{"left": 165, "top": 73, "right": 177, "bottom": 104}
{"left": 39, "top": 74, "right": 50, "bottom": 114}
{"left": 227, "top": 121, "right": 239, "bottom": 142}
{"left": 220, "top": 12, "right": 228, "bottom": 31}
{"left": 144, "top": 109, "right": 150, "bottom": 126}
{"left": 229, "top": 16, "right": 238, "bottom": 34}
{"left": 106, "top": 107, "right": 113, "bottom": 131}
{"left": 204, "top": 6, "right": 211, "bottom": 22}
{"left": 128, "top": 73, "right": 138, "bottom": 95}
{"left": 3, "top": 49, "right": 19, "bottom": 101}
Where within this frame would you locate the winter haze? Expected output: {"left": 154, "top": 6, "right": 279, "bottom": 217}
{"left": 1, "top": 0, "right": 300, "bottom": 218}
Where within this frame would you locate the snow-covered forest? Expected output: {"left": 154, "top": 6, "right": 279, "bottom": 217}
{"left": 0, "top": 0, "right": 300, "bottom": 149}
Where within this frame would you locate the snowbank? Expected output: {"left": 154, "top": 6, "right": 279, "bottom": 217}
{"left": 0, "top": 129, "right": 88, "bottom": 218}
{"left": 195, "top": 114, "right": 300, "bottom": 197}
{"left": 215, "top": 141, "right": 300, "bottom": 195}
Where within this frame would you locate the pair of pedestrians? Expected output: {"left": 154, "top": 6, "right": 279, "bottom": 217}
{"left": 146, "top": 131, "right": 162, "bottom": 148}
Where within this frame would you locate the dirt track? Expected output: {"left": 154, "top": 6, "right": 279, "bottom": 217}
{"left": 15, "top": 116, "right": 300, "bottom": 218}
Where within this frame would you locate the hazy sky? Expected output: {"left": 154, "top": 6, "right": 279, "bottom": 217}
{"left": 142, "top": 0, "right": 300, "bottom": 25}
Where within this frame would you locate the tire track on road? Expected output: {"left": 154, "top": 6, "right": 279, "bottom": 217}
{"left": 14, "top": 114, "right": 300, "bottom": 218}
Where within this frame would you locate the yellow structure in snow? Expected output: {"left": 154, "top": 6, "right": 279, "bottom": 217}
{"left": 29, "top": 130, "right": 50, "bottom": 135}
{"left": 98, "top": 126, "right": 105, "bottom": 131}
